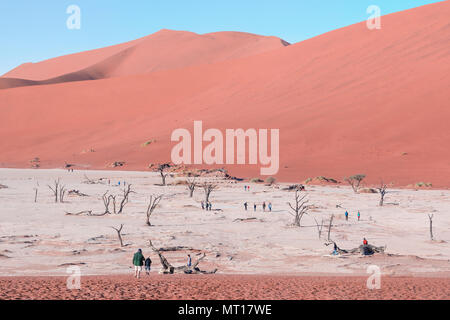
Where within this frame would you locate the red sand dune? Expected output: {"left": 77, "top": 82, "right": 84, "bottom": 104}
{"left": 0, "top": 275, "right": 448, "bottom": 300}
{"left": 1, "top": 29, "right": 289, "bottom": 88}
{"left": 0, "top": 1, "right": 449, "bottom": 186}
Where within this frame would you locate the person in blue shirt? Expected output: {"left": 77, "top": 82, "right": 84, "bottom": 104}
{"left": 187, "top": 254, "right": 192, "bottom": 268}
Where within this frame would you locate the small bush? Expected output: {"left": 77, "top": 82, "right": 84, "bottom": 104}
{"left": 250, "top": 177, "right": 264, "bottom": 183}
{"left": 265, "top": 177, "right": 276, "bottom": 185}
{"left": 142, "top": 139, "right": 156, "bottom": 147}
{"left": 415, "top": 182, "right": 432, "bottom": 188}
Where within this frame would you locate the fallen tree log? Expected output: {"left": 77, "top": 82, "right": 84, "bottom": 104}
{"left": 233, "top": 217, "right": 258, "bottom": 222}
{"left": 65, "top": 210, "right": 92, "bottom": 216}
{"left": 326, "top": 241, "right": 386, "bottom": 256}
{"left": 158, "top": 246, "right": 195, "bottom": 252}
{"left": 148, "top": 240, "right": 217, "bottom": 274}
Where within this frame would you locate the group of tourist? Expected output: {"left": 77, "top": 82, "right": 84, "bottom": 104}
{"left": 132, "top": 249, "right": 152, "bottom": 279}
{"left": 243, "top": 201, "right": 272, "bottom": 212}
{"left": 201, "top": 201, "right": 213, "bottom": 211}
{"left": 345, "top": 210, "right": 361, "bottom": 221}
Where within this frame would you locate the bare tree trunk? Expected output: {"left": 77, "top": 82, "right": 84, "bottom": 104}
{"left": 428, "top": 214, "right": 434, "bottom": 240}
{"left": 327, "top": 214, "right": 334, "bottom": 242}
{"left": 314, "top": 217, "right": 324, "bottom": 239}
{"left": 187, "top": 178, "right": 197, "bottom": 198}
{"left": 111, "top": 224, "right": 124, "bottom": 247}
{"left": 109, "top": 195, "right": 117, "bottom": 214}
{"left": 287, "top": 189, "right": 309, "bottom": 227}
{"left": 157, "top": 164, "right": 170, "bottom": 186}
{"left": 48, "top": 179, "right": 61, "bottom": 203}
{"left": 59, "top": 184, "right": 66, "bottom": 203}
{"left": 117, "top": 185, "right": 132, "bottom": 214}
{"left": 102, "top": 191, "right": 112, "bottom": 214}
{"left": 378, "top": 182, "right": 387, "bottom": 206}
{"left": 202, "top": 182, "right": 218, "bottom": 204}
{"left": 146, "top": 195, "right": 163, "bottom": 226}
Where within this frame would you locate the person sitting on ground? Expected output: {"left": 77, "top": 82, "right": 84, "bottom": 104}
{"left": 332, "top": 242, "right": 339, "bottom": 255}
{"left": 145, "top": 256, "right": 152, "bottom": 275}
{"left": 132, "top": 249, "right": 145, "bottom": 279}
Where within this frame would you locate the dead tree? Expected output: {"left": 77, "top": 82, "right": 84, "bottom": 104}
{"left": 327, "top": 214, "right": 334, "bottom": 242}
{"left": 186, "top": 177, "right": 197, "bottom": 198}
{"left": 109, "top": 195, "right": 117, "bottom": 213}
{"left": 48, "top": 179, "right": 63, "bottom": 203}
{"left": 148, "top": 240, "right": 217, "bottom": 274}
{"left": 34, "top": 188, "right": 38, "bottom": 202}
{"left": 158, "top": 164, "right": 171, "bottom": 186}
{"left": 102, "top": 191, "right": 112, "bottom": 214}
{"left": 345, "top": 174, "right": 366, "bottom": 193}
{"left": 377, "top": 182, "right": 388, "bottom": 206}
{"left": 59, "top": 184, "right": 67, "bottom": 203}
{"left": 146, "top": 195, "right": 163, "bottom": 226}
{"left": 65, "top": 210, "right": 93, "bottom": 216}
{"left": 111, "top": 224, "right": 124, "bottom": 247}
{"left": 202, "top": 182, "right": 218, "bottom": 203}
{"left": 313, "top": 217, "right": 324, "bottom": 239}
{"left": 428, "top": 214, "right": 434, "bottom": 241}
{"left": 117, "top": 184, "right": 132, "bottom": 214}
{"left": 287, "top": 190, "right": 309, "bottom": 227}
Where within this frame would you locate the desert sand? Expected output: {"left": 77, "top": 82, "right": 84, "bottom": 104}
{"left": 0, "top": 1, "right": 449, "bottom": 186}
{"left": 0, "top": 168, "right": 448, "bottom": 276}
{"left": 1, "top": 275, "right": 448, "bottom": 300}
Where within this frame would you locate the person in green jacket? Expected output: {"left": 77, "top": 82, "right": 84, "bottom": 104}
{"left": 133, "top": 249, "right": 145, "bottom": 279}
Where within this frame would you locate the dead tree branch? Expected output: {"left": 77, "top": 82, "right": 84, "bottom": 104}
{"left": 47, "top": 179, "right": 66, "bottom": 203}
{"left": 377, "top": 181, "right": 388, "bottom": 206}
{"left": 111, "top": 224, "right": 124, "bottom": 247}
{"left": 287, "top": 190, "right": 309, "bottom": 227}
{"left": 187, "top": 177, "right": 197, "bottom": 198}
{"left": 327, "top": 214, "right": 334, "bottom": 242}
{"left": 65, "top": 210, "right": 93, "bottom": 216}
{"left": 428, "top": 214, "right": 434, "bottom": 241}
{"left": 202, "top": 182, "right": 218, "bottom": 203}
{"left": 158, "top": 164, "right": 171, "bottom": 186}
{"left": 117, "top": 184, "right": 132, "bottom": 214}
{"left": 146, "top": 195, "right": 163, "bottom": 226}
{"left": 148, "top": 240, "right": 216, "bottom": 274}
{"left": 313, "top": 217, "right": 324, "bottom": 239}
{"left": 102, "top": 191, "right": 112, "bottom": 214}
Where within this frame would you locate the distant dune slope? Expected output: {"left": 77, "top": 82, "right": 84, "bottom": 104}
{"left": 0, "top": 30, "right": 289, "bottom": 89}
{"left": 0, "top": 1, "right": 449, "bottom": 186}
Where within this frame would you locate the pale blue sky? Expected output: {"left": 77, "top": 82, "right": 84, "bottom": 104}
{"left": 0, "top": 0, "right": 443, "bottom": 76}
